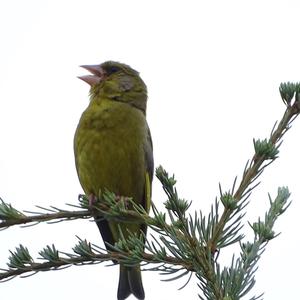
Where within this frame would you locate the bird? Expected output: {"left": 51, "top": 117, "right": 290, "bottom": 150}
{"left": 74, "top": 61, "right": 153, "bottom": 300}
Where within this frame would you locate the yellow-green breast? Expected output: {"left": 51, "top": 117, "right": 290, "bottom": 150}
{"left": 74, "top": 97, "right": 148, "bottom": 206}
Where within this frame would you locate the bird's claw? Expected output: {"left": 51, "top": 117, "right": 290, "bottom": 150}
{"left": 115, "top": 195, "right": 131, "bottom": 209}
{"left": 88, "top": 194, "right": 98, "bottom": 209}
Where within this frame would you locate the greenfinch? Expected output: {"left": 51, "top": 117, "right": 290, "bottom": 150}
{"left": 74, "top": 61, "right": 153, "bottom": 300}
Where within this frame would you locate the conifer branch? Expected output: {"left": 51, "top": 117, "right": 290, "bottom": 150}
{"left": 208, "top": 83, "right": 300, "bottom": 254}
{"left": 1, "top": 82, "right": 299, "bottom": 299}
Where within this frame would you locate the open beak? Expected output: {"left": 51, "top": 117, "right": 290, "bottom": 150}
{"left": 78, "top": 64, "right": 105, "bottom": 86}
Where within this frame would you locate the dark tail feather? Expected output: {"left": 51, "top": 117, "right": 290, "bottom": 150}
{"left": 95, "top": 219, "right": 145, "bottom": 299}
{"left": 128, "top": 266, "right": 145, "bottom": 299}
{"left": 118, "top": 265, "right": 145, "bottom": 300}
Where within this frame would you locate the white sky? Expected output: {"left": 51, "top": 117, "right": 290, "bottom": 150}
{"left": 0, "top": 0, "right": 300, "bottom": 299}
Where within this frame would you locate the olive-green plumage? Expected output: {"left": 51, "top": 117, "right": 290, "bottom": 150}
{"left": 74, "top": 61, "right": 153, "bottom": 300}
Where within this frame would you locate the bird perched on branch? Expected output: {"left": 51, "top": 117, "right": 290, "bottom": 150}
{"left": 74, "top": 61, "right": 153, "bottom": 300}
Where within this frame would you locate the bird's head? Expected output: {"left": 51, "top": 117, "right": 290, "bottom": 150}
{"left": 79, "top": 61, "right": 147, "bottom": 113}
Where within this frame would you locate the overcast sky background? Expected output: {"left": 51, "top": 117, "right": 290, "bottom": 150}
{"left": 0, "top": 1, "right": 300, "bottom": 299}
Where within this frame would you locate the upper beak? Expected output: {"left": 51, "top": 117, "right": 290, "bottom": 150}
{"left": 78, "top": 64, "right": 104, "bottom": 86}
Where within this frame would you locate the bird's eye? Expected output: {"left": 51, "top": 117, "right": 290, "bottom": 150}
{"left": 108, "top": 66, "right": 120, "bottom": 74}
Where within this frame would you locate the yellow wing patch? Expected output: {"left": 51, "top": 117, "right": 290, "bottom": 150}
{"left": 145, "top": 172, "right": 151, "bottom": 213}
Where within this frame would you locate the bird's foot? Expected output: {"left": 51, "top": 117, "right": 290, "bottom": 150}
{"left": 88, "top": 194, "right": 98, "bottom": 208}
{"left": 115, "top": 195, "right": 131, "bottom": 209}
